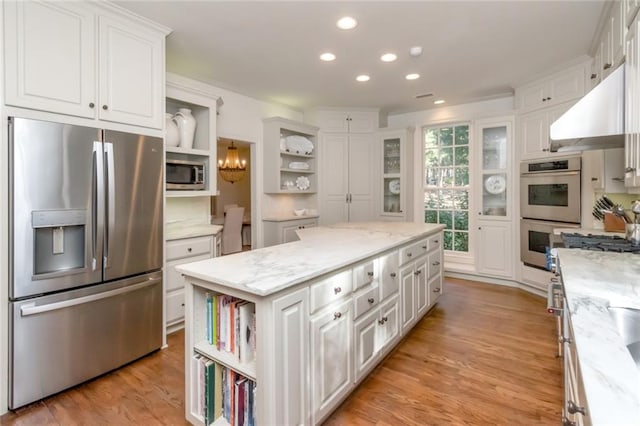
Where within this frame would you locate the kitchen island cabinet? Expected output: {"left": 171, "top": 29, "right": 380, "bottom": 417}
{"left": 177, "top": 222, "right": 444, "bottom": 426}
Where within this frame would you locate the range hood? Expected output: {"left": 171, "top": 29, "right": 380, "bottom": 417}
{"left": 549, "top": 64, "right": 624, "bottom": 152}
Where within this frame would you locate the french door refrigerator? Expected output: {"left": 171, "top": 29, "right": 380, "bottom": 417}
{"left": 8, "top": 117, "right": 164, "bottom": 409}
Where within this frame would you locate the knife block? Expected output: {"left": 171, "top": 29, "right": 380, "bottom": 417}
{"left": 604, "top": 212, "right": 626, "bottom": 232}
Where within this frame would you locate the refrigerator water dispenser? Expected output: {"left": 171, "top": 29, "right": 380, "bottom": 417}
{"left": 32, "top": 210, "right": 86, "bottom": 276}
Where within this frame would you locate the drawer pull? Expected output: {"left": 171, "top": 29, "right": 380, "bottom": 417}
{"left": 434, "top": 239, "right": 439, "bottom": 244}
{"left": 334, "top": 312, "right": 342, "bottom": 320}
{"left": 334, "top": 287, "right": 342, "bottom": 294}
{"left": 567, "top": 401, "right": 586, "bottom": 416}
{"left": 407, "top": 252, "right": 412, "bottom": 257}
{"left": 378, "top": 316, "right": 388, "bottom": 325}
{"left": 367, "top": 297, "right": 375, "bottom": 304}
{"left": 181, "top": 303, "right": 185, "bottom": 307}
{"left": 187, "top": 247, "right": 192, "bottom": 252}
{"left": 432, "top": 261, "right": 440, "bottom": 266}
{"left": 367, "top": 271, "right": 374, "bottom": 277}
{"left": 414, "top": 270, "right": 422, "bottom": 275}
{"left": 433, "top": 287, "right": 440, "bottom": 293}
{"left": 422, "top": 245, "right": 427, "bottom": 249}
{"left": 390, "top": 272, "right": 397, "bottom": 278}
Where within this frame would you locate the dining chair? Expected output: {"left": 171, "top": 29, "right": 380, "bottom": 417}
{"left": 222, "top": 207, "right": 245, "bottom": 255}
{"left": 223, "top": 204, "right": 238, "bottom": 214}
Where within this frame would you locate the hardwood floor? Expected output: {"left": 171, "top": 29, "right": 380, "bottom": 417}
{"left": 1, "top": 278, "right": 562, "bottom": 425}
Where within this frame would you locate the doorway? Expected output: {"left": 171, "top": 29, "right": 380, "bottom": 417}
{"left": 212, "top": 138, "right": 253, "bottom": 252}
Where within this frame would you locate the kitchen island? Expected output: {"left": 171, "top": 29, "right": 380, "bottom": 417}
{"left": 556, "top": 249, "right": 640, "bottom": 425}
{"left": 176, "top": 222, "right": 445, "bottom": 425}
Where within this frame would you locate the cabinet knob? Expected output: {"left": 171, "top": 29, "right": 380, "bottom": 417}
{"left": 181, "top": 303, "right": 185, "bottom": 307}
{"left": 546, "top": 97, "right": 551, "bottom": 101}
{"left": 433, "top": 287, "right": 441, "bottom": 293}
{"left": 567, "top": 400, "right": 586, "bottom": 416}
{"left": 407, "top": 252, "right": 412, "bottom": 257}
{"left": 187, "top": 247, "right": 192, "bottom": 252}
{"left": 334, "top": 312, "right": 342, "bottom": 320}
{"left": 478, "top": 227, "right": 482, "bottom": 230}
{"left": 367, "top": 297, "right": 375, "bottom": 304}
{"left": 367, "top": 271, "right": 374, "bottom": 277}
{"left": 433, "top": 261, "right": 440, "bottom": 266}
{"left": 414, "top": 270, "right": 421, "bottom": 275}
{"left": 626, "top": 167, "right": 636, "bottom": 173}
{"left": 478, "top": 212, "right": 482, "bottom": 215}
{"left": 378, "top": 318, "right": 385, "bottom": 325}
{"left": 542, "top": 148, "right": 550, "bottom": 152}
{"left": 542, "top": 98, "right": 546, "bottom": 102}
{"left": 89, "top": 102, "right": 95, "bottom": 108}
{"left": 382, "top": 316, "right": 388, "bottom": 322}
{"left": 604, "top": 63, "right": 612, "bottom": 70}
{"left": 390, "top": 272, "right": 397, "bottom": 278}
{"left": 590, "top": 73, "right": 597, "bottom": 80}
{"left": 102, "top": 105, "right": 108, "bottom": 110}
{"left": 434, "top": 240, "right": 439, "bottom": 244}
{"left": 334, "top": 287, "right": 342, "bottom": 294}
{"left": 591, "top": 177, "right": 598, "bottom": 181}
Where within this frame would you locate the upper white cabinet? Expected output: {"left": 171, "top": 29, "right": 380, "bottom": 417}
{"left": 625, "top": 11, "right": 640, "bottom": 189}
{"left": 625, "top": 0, "right": 640, "bottom": 27}
{"left": 583, "top": 148, "right": 626, "bottom": 193}
{"left": 263, "top": 117, "right": 319, "bottom": 194}
{"left": 515, "top": 65, "right": 586, "bottom": 114}
{"left": 311, "top": 110, "right": 377, "bottom": 133}
{"left": 518, "top": 101, "right": 574, "bottom": 160}
{"left": 379, "top": 128, "right": 414, "bottom": 221}
{"left": 165, "top": 73, "right": 221, "bottom": 197}
{"left": 3, "top": 1, "right": 170, "bottom": 129}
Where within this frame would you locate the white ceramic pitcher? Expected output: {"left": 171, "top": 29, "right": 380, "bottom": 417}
{"left": 165, "top": 113, "right": 180, "bottom": 147}
{"left": 173, "top": 108, "right": 197, "bottom": 149}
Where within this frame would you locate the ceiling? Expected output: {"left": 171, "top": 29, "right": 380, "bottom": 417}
{"left": 117, "top": 1, "right": 606, "bottom": 115}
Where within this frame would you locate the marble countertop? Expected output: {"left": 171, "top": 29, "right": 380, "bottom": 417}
{"left": 176, "top": 222, "right": 445, "bottom": 296}
{"left": 556, "top": 248, "right": 640, "bottom": 424}
{"left": 166, "top": 219, "right": 223, "bottom": 241}
{"left": 262, "top": 213, "right": 319, "bottom": 222}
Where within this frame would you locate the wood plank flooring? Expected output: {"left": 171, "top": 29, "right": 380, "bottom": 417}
{"left": 1, "top": 278, "right": 562, "bottom": 425}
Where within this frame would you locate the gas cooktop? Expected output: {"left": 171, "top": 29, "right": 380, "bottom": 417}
{"left": 560, "top": 233, "right": 640, "bottom": 253}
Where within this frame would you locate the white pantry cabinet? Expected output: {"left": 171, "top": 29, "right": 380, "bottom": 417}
{"left": 3, "top": 1, "right": 169, "bottom": 129}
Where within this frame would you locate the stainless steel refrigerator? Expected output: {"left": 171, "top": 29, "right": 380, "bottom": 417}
{"left": 8, "top": 117, "right": 164, "bottom": 409}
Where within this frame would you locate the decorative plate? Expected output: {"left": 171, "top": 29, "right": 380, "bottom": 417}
{"left": 295, "top": 176, "right": 310, "bottom": 190}
{"left": 288, "top": 161, "right": 310, "bottom": 170}
{"left": 484, "top": 174, "right": 506, "bottom": 194}
{"left": 285, "top": 135, "right": 314, "bottom": 155}
{"left": 388, "top": 179, "right": 401, "bottom": 194}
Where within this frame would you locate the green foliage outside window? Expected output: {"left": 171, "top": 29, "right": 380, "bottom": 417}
{"left": 423, "top": 124, "right": 470, "bottom": 252}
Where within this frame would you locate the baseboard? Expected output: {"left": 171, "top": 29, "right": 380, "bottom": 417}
{"left": 444, "top": 271, "right": 545, "bottom": 297}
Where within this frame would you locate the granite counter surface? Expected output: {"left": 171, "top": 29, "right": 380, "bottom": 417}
{"left": 556, "top": 248, "right": 640, "bottom": 424}
{"left": 176, "top": 222, "right": 445, "bottom": 296}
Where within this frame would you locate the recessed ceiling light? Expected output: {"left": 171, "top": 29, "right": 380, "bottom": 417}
{"left": 320, "top": 52, "right": 336, "bottom": 61}
{"left": 434, "top": 99, "right": 445, "bottom": 105}
{"left": 406, "top": 73, "right": 420, "bottom": 80}
{"left": 356, "top": 74, "right": 370, "bottom": 82}
{"left": 409, "top": 46, "right": 423, "bottom": 57}
{"left": 337, "top": 17, "right": 357, "bottom": 30}
{"left": 380, "top": 53, "right": 397, "bottom": 62}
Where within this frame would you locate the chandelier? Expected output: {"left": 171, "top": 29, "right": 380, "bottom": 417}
{"left": 218, "top": 141, "right": 247, "bottom": 184}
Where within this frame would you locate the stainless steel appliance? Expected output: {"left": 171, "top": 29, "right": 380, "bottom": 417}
{"left": 520, "top": 157, "right": 582, "bottom": 223}
{"left": 520, "top": 219, "right": 579, "bottom": 269}
{"left": 166, "top": 158, "right": 205, "bottom": 190}
{"left": 8, "top": 117, "right": 163, "bottom": 409}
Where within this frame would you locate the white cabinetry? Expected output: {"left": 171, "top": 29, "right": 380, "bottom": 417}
{"left": 165, "top": 73, "right": 221, "bottom": 197}
{"left": 625, "top": 0, "right": 640, "bottom": 27}
{"left": 475, "top": 117, "right": 514, "bottom": 279}
{"left": 583, "top": 148, "right": 626, "bottom": 193}
{"left": 263, "top": 217, "right": 319, "bottom": 247}
{"left": 625, "top": 14, "right": 640, "bottom": 190}
{"left": 263, "top": 117, "right": 319, "bottom": 194}
{"left": 518, "top": 102, "right": 574, "bottom": 160}
{"left": 165, "top": 235, "right": 215, "bottom": 332}
{"left": 3, "top": 1, "right": 169, "bottom": 129}
{"left": 379, "top": 127, "right": 414, "bottom": 221}
{"left": 309, "top": 110, "right": 378, "bottom": 225}
{"left": 515, "top": 65, "right": 586, "bottom": 114}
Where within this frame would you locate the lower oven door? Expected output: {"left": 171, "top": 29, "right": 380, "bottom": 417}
{"left": 520, "top": 219, "right": 580, "bottom": 269}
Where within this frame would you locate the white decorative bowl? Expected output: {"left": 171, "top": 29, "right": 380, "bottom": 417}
{"left": 293, "top": 209, "right": 306, "bottom": 216}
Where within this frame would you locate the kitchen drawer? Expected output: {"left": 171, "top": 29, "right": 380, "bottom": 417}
{"left": 166, "top": 253, "right": 212, "bottom": 292}
{"left": 353, "top": 282, "right": 379, "bottom": 319}
{"left": 428, "top": 275, "right": 442, "bottom": 306}
{"left": 353, "top": 260, "right": 375, "bottom": 291}
{"left": 310, "top": 269, "right": 353, "bottom": 314}
{"left": 428, "top": 251, "right": 442, "bottom": 280}
{"left": 166, "top": 289, "right": 185, "bottom": 325}
{"left": 399, "top": 238, "right": 429, "bottom": 265}
{"left": 166, "top": 235, "right": 213, "bottom": 261}
{"left": 428, "top": 233, "right": 442, "bottom": 252}
{"left": 379, "top": 251, "right": 399, "bottom": 301}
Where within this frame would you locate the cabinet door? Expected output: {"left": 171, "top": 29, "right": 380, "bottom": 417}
{"left": 379, "top": 252, "right": 399, "bottom": 300}
{"left": 399, "top": 264, "right": 416, "bottom": 332}
{"left": 612, "top": 0, "right": 626, "bottom": 66}
{"left": 310, "top": 300, "right": 352, "bottom": 424}
{"left": 516, "top": 82, "right": 547, "bottom": 113}
{"left": 166, "top": 254, "right": 212, "bottom": 292}
{"left": 282, "top": 223, "right": 302, "bottom": 243}
{"left": 347, "top": 111, "right": 377, "bottom": 133}
{"left": 478, "top": 123, "right": 510, "bottom": 218}
{"left": 377, "top": 294, "right": 400, "bottom": 351}
{"left": 428, "top": 275, "right": 443, "bottom": 308}
{"left": 353, "top": 307, "right": 379, "bottom": 383}
{"left": 415, "top": 260, "right": 428, "bottom": 318}
{"left": 166, "top": 289, "right": 185, "bottom": 325}
{"left": 626, "top": 17, "right": 640, "bottom": 188}
{"left": 321, "top": 134, "right": 349, "bottom": 225}
{"left": 4, "top": 1, "right": 96, "bottom": 118}
{"left": 477, "top": 221, "right": 513, "bottom": 278}
{"left": 547, "top": 68, "right": 585, "bottom": 107}
{"left": 348, "top": 134, "right": 374, "bottom": 222}
{"left": 590, "top": 41, "right": 603, "bottom": 89}
{"left": 98, "top": 15, "right": 164, "bottom": 129}
{"left": 519, "top": 109, "right": 548, "bottom": 159}
{"left": 273, "top": 288, "right": 310, "bottom": 426}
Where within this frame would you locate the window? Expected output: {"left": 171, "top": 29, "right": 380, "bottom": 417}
{"left": 423, "top": 124, "right": 470, "bottom": 252}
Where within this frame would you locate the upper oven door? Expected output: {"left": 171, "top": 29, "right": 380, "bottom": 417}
{"left": 520, "top": 171, "right": 581, "bottom": 223}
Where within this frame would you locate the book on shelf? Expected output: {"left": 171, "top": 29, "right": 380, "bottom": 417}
{"left": 238, "top": 303, "right": 256, "bottom": 363}
{"left": 204, "top": 294, "right": 256, "bottom": 365}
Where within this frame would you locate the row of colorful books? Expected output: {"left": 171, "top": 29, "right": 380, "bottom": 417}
{"left": 205, "top": 294, "right": 256, "bottom": 363}
{"left": 193, "top": 354, "right": 257, "bottom": 426}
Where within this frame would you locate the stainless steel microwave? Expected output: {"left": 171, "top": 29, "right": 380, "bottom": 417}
{"left": 166, "top": 159, "right": 205, "bottom": 190}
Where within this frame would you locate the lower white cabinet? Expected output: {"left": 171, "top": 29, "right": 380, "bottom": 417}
{"left": 400, "top": 263, "right": 417, "bottom": 330}
{"left": 476, "top": 221, "right": 513, "bottom": 278}
{"left": 310, "top": 299, "right": 353, "bottom": 424}
{"left": 263, "top": 217, "right": 319, "bottom": 247}
{"left": 353, "top": 307, "right": 379, "bottom": 382}
{"left": 165, "top": 234, "right": 215, "bottom": 330}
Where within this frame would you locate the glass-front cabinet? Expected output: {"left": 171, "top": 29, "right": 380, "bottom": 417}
{"left": 383, "top": 137, "right": 402, "bottom": 215}
{"left": 479, "top": 124, "right": 510, "bottom": 218}
{"left": 379, "top": 128, "right": 414, "bottom": 220}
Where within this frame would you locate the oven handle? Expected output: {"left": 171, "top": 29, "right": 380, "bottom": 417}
{"left": 547, "top": 282, "right": 563, "bottom": 315}
{"left": 521, "top": 171, "right": 580, "bottom": 178}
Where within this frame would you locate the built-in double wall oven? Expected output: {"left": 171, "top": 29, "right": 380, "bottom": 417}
{"left": 520, "top": 157, "right": 581, "bottom": 269}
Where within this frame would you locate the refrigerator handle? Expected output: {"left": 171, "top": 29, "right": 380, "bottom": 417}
{"left": 19, "top": 276, "right": 161, "bottom": 316}
{"left": 92, "top": 142, "right": 104, "bottom": 272}
{"left": 104, "top": 142, "right": 115, "bottom": 269}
